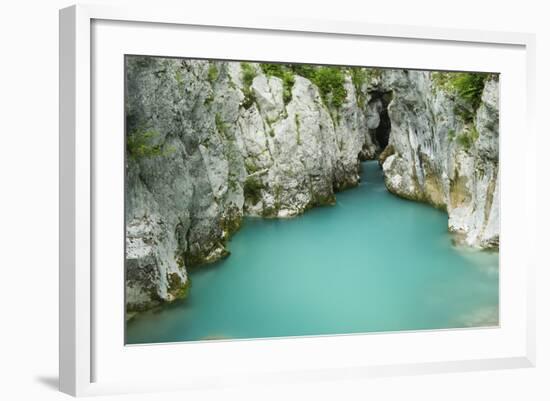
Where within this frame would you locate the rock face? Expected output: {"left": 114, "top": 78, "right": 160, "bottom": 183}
{"left": 125, "top": 58, "right": 378, "bottom": 311}
{"left": 374, "top": 70, "right": 499, "bottom": 249}
{"left": 125, "top": 57, "right": 499, "bottom": 312}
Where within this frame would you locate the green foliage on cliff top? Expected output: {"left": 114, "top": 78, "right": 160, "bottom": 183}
{"left": 241, "top": 62, "right": 256, "bottom": 87}
{"left": 260, "top": 63, "right": 295, "bottom": 104}
{"left": 350, "top": 67, "right": 369, "bottom": 108}
{"left": 240, "top": 62, "right": 256, "bottom": 109}
{"left": 432, "top": 71, "right": 493, "bottom": 123}
{"left": 258, "top": 63, "right": 348, "bottom": 110}
{"left": 350, "top": 67, "right": 367, "bottom": 91}
{"left": 127, "top": 129, "right": 175, "bottom": 160}
{"left": 310, "top": 66, "right": 347, "bottom": 109}
{"left": 207, "top": 64, "right": 219, "bottom": 83}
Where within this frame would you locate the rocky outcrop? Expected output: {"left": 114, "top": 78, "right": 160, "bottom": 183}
{"left": 125, "top": 58, "right": 378, "bottom": 312}
{"left": 373, "top": 70, "right": 499, "bottom": 249}
{"left": 125, "top": 57, "right": 499, "bottom": 312}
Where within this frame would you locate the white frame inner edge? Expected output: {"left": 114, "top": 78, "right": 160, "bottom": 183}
{"left": 59, "top": 4, "right": 536, "bottom": 397}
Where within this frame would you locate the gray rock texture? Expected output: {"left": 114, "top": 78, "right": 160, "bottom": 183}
{"left": 125, "top": 58, "right": 499, "bottom": 312}
{"left": 377, "top": 70, "right": 499, "bottom": 249}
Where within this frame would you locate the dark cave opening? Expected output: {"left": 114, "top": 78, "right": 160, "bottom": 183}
{"left": 375, "top": 105, "right": 391, "bottom": 150}
{"left": 367, "top": 91, "right": 393, "bottom": 154}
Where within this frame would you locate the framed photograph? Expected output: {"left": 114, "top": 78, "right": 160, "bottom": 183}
{"left": 59, "top": 4, "right": 536, "bottom": 396}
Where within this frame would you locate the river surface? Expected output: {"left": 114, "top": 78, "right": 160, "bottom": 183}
{"left": 126, "top": 161, "right": 499, "bottom": 344}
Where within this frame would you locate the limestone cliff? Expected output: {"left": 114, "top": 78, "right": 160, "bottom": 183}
{"left": 125, "top": 58, "right": 377, "bottom": 311}
{"left": 125, "top": 57, "right": 499, "bottom": 312}
{"left": 373, "top": 70, "right": 499, "bottom": 249}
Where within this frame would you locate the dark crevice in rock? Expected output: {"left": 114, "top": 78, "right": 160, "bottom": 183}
{"left": 367, "top": 90, "right": 393, "bottom": 156}
{"left": 375, "top": 107, "right": 391, "bottom": 149}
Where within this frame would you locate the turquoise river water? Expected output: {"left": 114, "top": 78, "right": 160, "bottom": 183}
{"left": 126, "top": 161, "right": 499, "bottom": 344}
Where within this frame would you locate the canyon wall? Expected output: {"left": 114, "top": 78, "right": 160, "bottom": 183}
{"left": 125, "top": 58, "right": 377, "bottom": 311}
{"left": 373, "top": 71, "right": 499, "bottom": 249}
{"left": 125, "top": 57, "right": 499, "bottom": 312}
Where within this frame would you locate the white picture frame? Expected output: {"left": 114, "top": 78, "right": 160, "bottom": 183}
{"left": 59, "top": 3, "right": 536, "bottom": 397}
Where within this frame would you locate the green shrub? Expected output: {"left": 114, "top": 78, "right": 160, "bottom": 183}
{"left": 455, "top": 126, "right": 479, "bottom": 150}
{"left": 260, "top": 63, "right": 295, "bottom": 104}
{"left": 290, "top": 64, "right": 316, "bottom": 78}
{"left": 350, "top": 68, "right": 366, "bottom": 92}
{"left": 432, "top": 71, "right": 490, "bottom": 123}
{"left": 207, "top": 64, "right": 219, "bottom": 83}
{"left": 470, "top": 126, "right": 479, "bottom": 141}
{"left": 312, "top": 66, "right": 347, "bottom": 109}
{"left": 240, "top": 62, "right": 257, "bottom": 109}
{"left": 244, "top": 158, "right": 261, "bottom": 173}
{"left": 350, "top": 67, "right": 368, "bottom": 107}
{"left": 281, "top": 72, "right": 295, "bottom": 104}
{"left": 127, "top": 129, "right": 175, "bottom": 160}
{"left": 228, "top": 178, "right": 239, "bottom": 191}
{"left": 456, "top": 133, "right": 471, "bottom": 149}
{"left": 260, "top": 63, "right": 285, "bottom": 78}
{"left": 215, "top": 113, "right": 228, "bottom": 138}
{"left": 259, "top": 63, "right": 347, "bottom": 109}
{"left": 451, "top": 73, "right": 488, "bottom": 110}
{"left": 241, "top": 89, "right": 255, "bottom": 109}
{"left": 241, "top": 62, "right": 256, "bottom": 87}
{"left": 431, "top": 71, "right": 451, "bottom": 89}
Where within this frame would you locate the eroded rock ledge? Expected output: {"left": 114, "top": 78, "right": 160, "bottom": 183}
{"left": 125, "top": 58, "right": 499, "bottom": 312}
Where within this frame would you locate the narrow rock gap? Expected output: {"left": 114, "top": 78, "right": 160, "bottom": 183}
{"left": 366, "top": 90, "right": 393, "bottom": 157}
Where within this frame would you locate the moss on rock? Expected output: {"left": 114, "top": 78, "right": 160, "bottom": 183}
{"left": 243, "top": 174, "right": 265, "bottom": 205}
{"left": 378, "top": 144, "right": 395, "bottom": 165}
{"left": 168, "top": 272, "right": 191, "bottom": 300}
